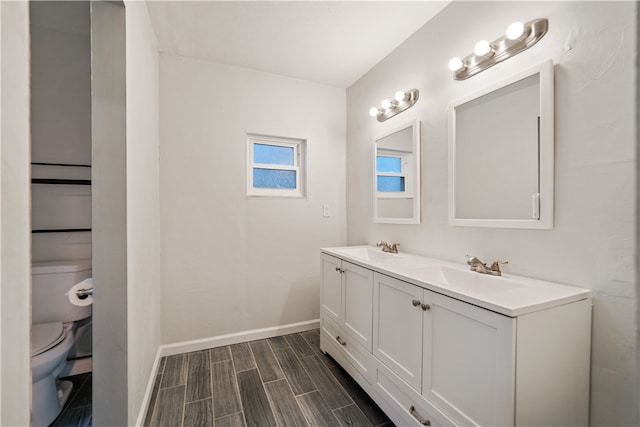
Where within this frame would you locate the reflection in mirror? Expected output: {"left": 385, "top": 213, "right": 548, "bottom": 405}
{"left": 374, "top": 120, "right": 421, "bottom": 224}
{"left": 449, "top": 60, "right": 554, "bottom": 229}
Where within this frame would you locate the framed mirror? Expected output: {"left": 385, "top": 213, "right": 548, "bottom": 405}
{"left": 448, "top": 60, "right": 554, "bottom": 229}
{"left": 374, "top": 119, "right": 421, "bottom": 224}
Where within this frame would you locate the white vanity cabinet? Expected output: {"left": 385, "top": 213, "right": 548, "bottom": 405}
{"left": 320, "top": 253, "right": 375, "bottom": 382}
{"left": 373, "top": 272, "right": 514, "bottom": 426}
{"left": 320, "top": 247, "right": 592, "bottom": 427}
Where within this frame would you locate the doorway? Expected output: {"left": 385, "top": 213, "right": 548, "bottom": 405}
{"left": 29, "top": 1, "right": 128, "bottom": 425}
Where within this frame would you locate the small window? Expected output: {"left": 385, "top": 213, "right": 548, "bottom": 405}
{"left": 247, "top": 134, "right": 306, "bottom": 197}
{"left": 376, "top": 151, "right": 406, "bottom": 193}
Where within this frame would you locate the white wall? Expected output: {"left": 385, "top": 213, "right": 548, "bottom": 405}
{"left": 159, "top": 54, "right": 346, "bottom": 344}
{"left": 29, "top": 1, "right": 92, "bottom": 263}
{"left": 125, "top": 1, "right": 161, "bottom": 424}
{"left": 0, "top": 3, "right": 2, "bottom": 417}
{"left": 0, "top": 1, "right": 31, "bottom": 425}
{"left": 91, "top": 2, "right": 128, "bottom": 424}
{"left": 92, "top": 2, "right": 162, "bottom": 424}
{"left": 30, "top": 1, "right": 91, "bottom": 166}
{"left": 347, "top": 2, "right": 637, "bottom": 426}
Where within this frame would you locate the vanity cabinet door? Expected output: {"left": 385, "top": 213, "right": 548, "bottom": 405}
{"left": 422, "top": 291, "right": 516, "bottom": 426}
{"left": 321, "top": 253, "right": 342, "bottom": 324}
{"left": 321, "top": 254, "right": 373, "bottom": 350}
{"left": 373, "top": 272, "right": 424, "bottom": 391}
{"left": 342, "top": 261, "right": 374, "bottom": 350}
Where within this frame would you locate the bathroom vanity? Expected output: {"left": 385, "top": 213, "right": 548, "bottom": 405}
{"left": 320, "top": 246, "right": 591, "bottom": 427}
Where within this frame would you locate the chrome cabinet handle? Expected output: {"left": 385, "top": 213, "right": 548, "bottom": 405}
{"left": 421, "top": 303, "right": 431, "bottom": 311}
{"left": 409, "top": 405, "right": 431, "bottom": 426}
{"left": 335, "top": 336, "right": 347, "bottom": 346}
{"left": 335, "top": 267, "right": 345, "bottom": 274}
{"left": 412, "top": 299, "right": 421, "bottom": 307}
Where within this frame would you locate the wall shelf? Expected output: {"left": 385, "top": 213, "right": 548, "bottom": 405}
{"left": 32, "top": 229, "right": 92, "bottom": 234}
{"left": 31, "top": 162, "right": 91, "bottom": 168}
{"left": 31, "top": 163, "right": 92, "bottom": 234}
{"left": 32, "top": 178, "right": 91, "bottom": 186}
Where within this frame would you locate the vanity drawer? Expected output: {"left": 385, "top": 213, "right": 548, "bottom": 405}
{"left": 375, "top": 359, "right": 453, "bottom": 427}
{"left": 320, "top": 317, "right": 374, "bottom": 384}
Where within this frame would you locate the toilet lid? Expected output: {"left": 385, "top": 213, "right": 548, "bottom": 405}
{"left": 31, "top": 322, "right": 66, "bottom": 357}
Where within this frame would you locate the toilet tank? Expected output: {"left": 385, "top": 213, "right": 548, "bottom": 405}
{"left": 32, "top": 259, "right": 92, "bottom": 324}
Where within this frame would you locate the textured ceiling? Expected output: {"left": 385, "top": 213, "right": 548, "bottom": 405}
{"left": 146, "top": 1, "right": 450, "bottom": 88}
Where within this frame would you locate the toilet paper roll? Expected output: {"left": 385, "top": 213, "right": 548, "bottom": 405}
{"left": 67, "top": 278, "right": 93, "bottom": 307}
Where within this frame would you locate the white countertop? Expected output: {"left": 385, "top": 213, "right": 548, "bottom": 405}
{"left": 321, "top": 246, "right": 591, "bottom": 317}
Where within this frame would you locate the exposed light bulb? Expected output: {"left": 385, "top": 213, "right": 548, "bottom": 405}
{"left": 394, "top": 91, "right": 406, "bottom": 102}
{"left": 474, "top": 40, "right": 492, "bottom": 56}
{"left": 506, "top": 21, "right": 525, "bottom": 40}
{"left": 381, "top": 99, "right": 392, "bottom": 110}
{"left": 369, "top": 107, "right": 380, "bottom": 117}
{"left": 448, "top": 57, "right": 465, "bottom": 72}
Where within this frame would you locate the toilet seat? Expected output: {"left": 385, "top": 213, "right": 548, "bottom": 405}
{"left": 32, "top": 322, "right": 66, "bottom": 357}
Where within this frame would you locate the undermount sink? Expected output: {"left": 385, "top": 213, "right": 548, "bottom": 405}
{"left": 407, "top": 265, "right": 527, "bottom": 294}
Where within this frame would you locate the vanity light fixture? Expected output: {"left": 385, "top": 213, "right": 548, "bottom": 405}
{"left": 506, "top": 21, "right": 526, "bottom": 40}
{"left": 473, "top": 40, "right": 493, "bottom": 57}
{"left": 368, "top": 88, "right": 419, "bottom": 122}
{"left": 448, "top": 18, "right": 548, "bottom": 80}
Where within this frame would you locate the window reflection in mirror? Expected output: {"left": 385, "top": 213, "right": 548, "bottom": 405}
{"left": 376, "top": 152, "right": 406, "bottom": 192}
{"left": 374, "top": 120, "right": 421, "bottom": 224}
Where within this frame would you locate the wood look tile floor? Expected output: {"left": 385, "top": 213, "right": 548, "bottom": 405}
{"left": 50, "top": 372, "right": 93, "bottom": 427}
{"left": 145, "top": 329, "right": 393, "bottom": 427}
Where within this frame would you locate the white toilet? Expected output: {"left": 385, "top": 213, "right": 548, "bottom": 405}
{"left": 31, "top": 259, "right": 92, "bottom": 426}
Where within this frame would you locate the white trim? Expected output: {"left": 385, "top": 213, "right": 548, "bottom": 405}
{"left": 159, "top": 318, "right": 320, "bottom": 357}
{"left": 134, "top": 346, "right": 163, "bottom": 427}
{"left": 60, "top": 357, "right": 93, "bottom": 378}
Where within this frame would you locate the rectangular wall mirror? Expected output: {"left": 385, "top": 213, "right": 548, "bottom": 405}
{"left": 448, "top": 60, "right": 554, "bottom": 229}
{"left": 374, "top": 119, "right": 421, "bottom": 224}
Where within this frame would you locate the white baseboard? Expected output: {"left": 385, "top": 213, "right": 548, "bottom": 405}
{"left": 160, "top": 318, "right": 320, "bottom": 357}
{"left": 61, "top": 356, "right": 92, "bottom": 377}
{"left": 134, "top": 346, "right": 163, "bottom": 427}
{"left": 134, "top": 318, "right": 320, "bottom": 426}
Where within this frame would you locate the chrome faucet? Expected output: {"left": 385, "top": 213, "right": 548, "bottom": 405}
{"left": 377, "top": 241, "right": 400, "bottom": 254}
{"left": 466, "top": 255, "right": 508, "bottom": 276}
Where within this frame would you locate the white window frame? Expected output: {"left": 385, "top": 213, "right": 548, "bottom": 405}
{"left": 247, "top": 133, "right": 306, "bottom": 198}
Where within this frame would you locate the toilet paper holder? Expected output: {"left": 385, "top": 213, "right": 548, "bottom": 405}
{"left": 76, "top": 288, "right": 93, "bottom": 300}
